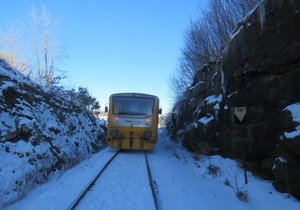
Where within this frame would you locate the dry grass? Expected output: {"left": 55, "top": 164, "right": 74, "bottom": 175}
{"left": 236, "top": 190, "right": 249, "bottom": 202}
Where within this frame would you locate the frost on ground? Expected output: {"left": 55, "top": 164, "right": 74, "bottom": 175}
{"left": 0, "top": 59, "right": 106, "bottom": 208}
{"left": 6, "top": 129, "right": 300, "bottom": 210}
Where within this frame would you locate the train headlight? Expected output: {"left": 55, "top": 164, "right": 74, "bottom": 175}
{"left": 110, "top": 129, "right": 119, "bottom": 137}
{"left": 143, "top": 131, "right": 152, "bottom": 139}
{"left": 145, "top": 117, "right": 151, "bottom": 123}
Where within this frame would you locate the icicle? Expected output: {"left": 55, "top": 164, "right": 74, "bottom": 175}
{"left": 221, "top": 69, "right": 226, "bottom": 95}
{"left": 258, "top": 1, "right": 266, "bottom": 30}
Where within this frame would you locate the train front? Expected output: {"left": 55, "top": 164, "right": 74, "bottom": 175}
{"left": 106, "top": 93, "right": 159, "bottom": 150}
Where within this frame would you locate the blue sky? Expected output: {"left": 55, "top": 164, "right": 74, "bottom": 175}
{"left": 1, "top": 0, "right": 204, "bottom": 114}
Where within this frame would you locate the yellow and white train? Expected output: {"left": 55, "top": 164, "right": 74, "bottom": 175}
{"left": 106, "top": 93, "right": 161, "bottom": 150}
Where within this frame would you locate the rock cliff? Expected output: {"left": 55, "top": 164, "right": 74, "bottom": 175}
{"left": 0, "top": 58, "right": 105, "bottom": 207}
{"left": 168, "top": 0, "right": 300, "bottom": 199}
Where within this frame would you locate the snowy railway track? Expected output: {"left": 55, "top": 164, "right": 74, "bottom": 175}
{"left": 67, "top": 150, "right": 121, "bottom": 210}
{"left": 67, "top": 150, "right": 161, "bottom": 210}
{"left": 145, "top": 152, "right": 162, "bottom": 210}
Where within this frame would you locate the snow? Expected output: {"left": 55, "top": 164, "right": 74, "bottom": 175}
{"left": 204, "top": 95, "right": 222, "bottom": 120}
{"left": 0, "top": 59, "right": 37, "bottom": 89}
{"left": 6, "top": 129, "right": 299, "bottom": 210}
{"left": 230, "top": 25, "right": 244, "bottom": 40}
{"left": 284, "top": 102, "right": 300, "bottom": 122}
{"left": 229, "top": 1, "right": 261, "bottom": 41}
{"left": 273, "top": 157, "right": 288, "bottom": 170}
{"left": 211, "top": 71, "right": 218, "bottom": 89}
{"left": 0, "top": 59, "right": 105, "bottom": 207}
{"left": 192, "top": 81, "right": 206, "bottom": 90}
{"left": 213, "top": 103, "right": 220, "bottom": 110}
{"left": 0, "top": 81, "right": 15, "bottom": 95}
{"left": 275, "top": 157, "right": 287, "bottom": 163}
{"left": 5, "top": 150, "right": 117, "bottom": 210}
{"left": 205, "top": 94, "right": 222, "bottom": 105}
{"left": 10, "top": 140, "right": 33, "bottom": 153}
{"left": 198, "top": 115, "right": 214, "bottom": 125}
{"left": 283, "top": 102, "right": 300, "bottom": 139}
{"left": 227, "top": 91, "right": 238, "bottom": 98}
{"left": 0, "top": 113, "right": 16, "bottom": 138}
{"left": 284, "top": 126, "right": 300, "bottom": 139}
{"left": 190, "top": 122, "right": 198, "bottom": 129}
{"left": 76, "top": 152, "right": 155, "bottom": 210}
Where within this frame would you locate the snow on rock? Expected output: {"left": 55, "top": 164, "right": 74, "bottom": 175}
{"left": 230, "top": 25, "right": 244, "bottom": 40}
{"left": 284, "top": 102, "right": 300, "bottom": 122}
{"left": 205, "top": 94, "right": 222, "bottom": 105}
{"left": 229, "top": 1, "right": 261, "bottom": 41}
{"left": 275, "top": 157, "right": 288, "bottom": 163}
{"left": 283, "top": 102, "right": 300, "bottom": 139}
{"left": 190, "top": 122, "right": 198, "bottom": 129}
{"left": 205, "top": 94, "right": 222, "bottom": 119}
{"left": 198, "top": 115, "right": 214, "bottom": 125}
{"left": 284, "top": 126, "right": 300, "bottom": 139}
{"left": 0, "top": 59, "right": 106, "bottom": 208}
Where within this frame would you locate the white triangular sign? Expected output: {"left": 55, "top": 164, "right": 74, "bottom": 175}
{"left": 234, "top": 107, "right": 247, "bottom": 122}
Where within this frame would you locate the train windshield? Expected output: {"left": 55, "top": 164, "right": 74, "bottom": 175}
{"left": 113, "top": 96, "right": 154, "bottom": 116}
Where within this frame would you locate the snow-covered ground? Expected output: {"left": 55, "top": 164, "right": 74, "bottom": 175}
{"left": 76, "top": 151, "right": 155, "bottom": 210}
{"left": 6, "top": 129, "right": 300, "bottom": 210}
{"left": 5, "top": 150, "right": 117, "bottom": 210}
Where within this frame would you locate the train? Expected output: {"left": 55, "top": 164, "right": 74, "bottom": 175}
{"left": 105, "top": 93, "right": 161, "bottom": 150}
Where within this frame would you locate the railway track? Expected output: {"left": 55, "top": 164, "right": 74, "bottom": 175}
{"left": 67, "top": 150, "right": 161, "bottom": 210}
{"left": 145, "top": 152, "right": 162, "bottom": 210}
{"left": 67, "top": 150, "right": 120, "bottom": 210}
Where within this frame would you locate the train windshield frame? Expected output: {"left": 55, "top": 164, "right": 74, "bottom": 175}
{"left": 112, "top": 96, "right": 154, "bottom": 116}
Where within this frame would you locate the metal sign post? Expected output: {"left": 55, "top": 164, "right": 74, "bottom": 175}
{"left": 234, "top": 106, "right": 248, "bottom": 184}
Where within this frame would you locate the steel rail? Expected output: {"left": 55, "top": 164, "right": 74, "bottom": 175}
{"left": 67, "top": 150, "right": 120, "bottom": 210}
{"left": 145, "top": 152, "right": 162, "bottom": 210}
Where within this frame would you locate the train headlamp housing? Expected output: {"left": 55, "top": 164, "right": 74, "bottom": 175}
{"left": 110, "top": 129, "right": 119, "bottom": 138}
{"left": 143, "top": 131, "right": 152, "bottom": 139}
{"left": 113, "top": 115, "right": 119, "bottom": 122}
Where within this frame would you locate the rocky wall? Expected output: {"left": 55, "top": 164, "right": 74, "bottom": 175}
{"left": 168, "top": 0, "right": 300, "bottom": 199}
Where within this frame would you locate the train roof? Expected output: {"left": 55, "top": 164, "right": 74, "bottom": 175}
{"left": 110, "top": 93, "right": 159, "bottom": 100}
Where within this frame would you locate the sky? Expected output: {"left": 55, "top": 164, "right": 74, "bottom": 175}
{"left": 0, "top": 0, "right": 205, "bottom": 114}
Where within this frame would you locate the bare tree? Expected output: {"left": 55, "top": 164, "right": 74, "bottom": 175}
{"left": 42, "top": 7, "right": 50, "bottom": 87}
{"left": 28, "top": 5, "right": 66, "bottom": 87}
{"left": 169, "top": 0, "right": 261, "bottom": 99}
{"left": 0, "top": 5, "right": 66, "bottom": 87}
{"left": 0, "top": 26, "right": 30, "bottom": 74}
{"left": 29, "top": 7, "right": 43, "bottom": 85}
